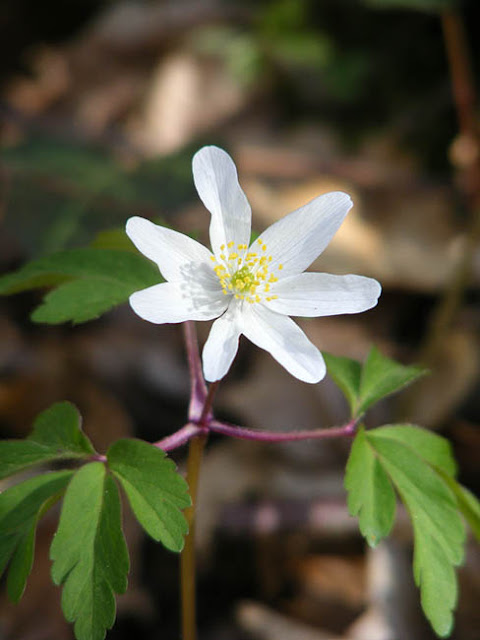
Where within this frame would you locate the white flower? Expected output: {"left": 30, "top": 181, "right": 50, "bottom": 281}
{"left": 126, "top": 146, "right": 381, "bottom": 383}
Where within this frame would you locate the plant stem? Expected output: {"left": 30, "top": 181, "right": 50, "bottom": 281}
{"left": 208, "top": 419, "right": 357, "bottom": 442}
{"left": 420, "top": 9, "right": 480, "bottom": 364}
{"left": 180, "top": 430, "right": 207, "bottom": 640}
{"left": 398, "top": 9, "right": 479, "bottom": 421}
{"left": 184, "top": 321, "right": 208, "bottom": 422}
{"left": 152, "top": 415, "right": 357, "bottom": 454}
{"left": 180, "top": 379, "right": 219, "bottom": 640}
{"left": 155, "top": 423, "right": 206, "bottom": 452}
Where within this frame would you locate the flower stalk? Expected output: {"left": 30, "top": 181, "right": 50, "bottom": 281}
{"left": 175, "top": 321, "right": 359, "bottom": 639}
{"left": 180, "top": 431, "right": 207, "bottom": 640}
{"left": 124, "top": 142, "right": 381, "bottom": 637}
{"left": 179, "top": 324, "right": 217, "bottom": 640}
{"left": 208, "top": 418, "right": 357, "bottom": 442}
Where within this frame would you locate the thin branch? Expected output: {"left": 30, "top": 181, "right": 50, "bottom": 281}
{"left": 154, "top": 423, "right": 206, "bottom": 452}
{"left": 198, "top": 380, "right": 219, "bottom": 426}
{"left": 96, "top": 415, "right": 357, "bottom": 460}
{"left": 90, "top": 453, "right": 107, "bottom": 463}
{"left": 441, "top": 11, "right": 477, "bottom": 152}
{"left": 208, "top": 419, "right": 357, "bottom": 443}
{"left": 420, "top": 10, "right": 480, "bottom": 364}
{"left": 184, "top": 321, "right": 208, "bottom": 422}
{"left": 180, "top": 431, "right": 208, "bottom": 640}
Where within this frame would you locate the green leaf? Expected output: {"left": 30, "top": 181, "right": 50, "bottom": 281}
{"left": 370, "top": 424, "right": 457, "bottom": 477}
{"left": 30, "top": 401, "right": 95, "bottom": 455}
{"left": 0, "top": 471, "right": 73, "bottom": 601}
{"left": 0, "top": 402, "right": 95, "bottom": 480}
{"left": 107, "top": 439, "right": 191, "bottom": 552}
{"left": 345, "top": 427, "right": 396, "bottom": 547}
{"left": 7, "top": 520, "right": 36, "bottom": 602}
{"left": 91, "top": 228, "right": 139, "bottom": 252}
{"left": 362, "top": 427, "right": 465, "bottom": 636}
{"left": 32, "top": 278, "right": 135, "bottom": 324}
{"left": 0, "top": 248, "right": 161, "bottom": 324}
{"left": 323, "top": 352, "right": 362, "bottom": 414}
{"left": 357, "top": 346, "right": 426, "bottom": 416}
{"left": 325, "top": 347, "right": 426, "bottom": 418}
{"left": 90, "top": 221, "right": 172, "bottom": 251}
{"left": 50, "top": 462, "right": 129, "bottom": 640}
{"left": 439, "top": 476, "right": 480, "bottom": 542}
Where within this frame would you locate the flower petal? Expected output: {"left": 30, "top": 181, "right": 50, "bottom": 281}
{"left": 203, "top": 303, "right": 243, "bottom": 382}
{"left": 126, "top": 216, "right": 213, "bottom": 282}
{"left": 265, "top": 273, "right": 381, "bottom": 317}
{"left": 250, "top": 191, "right": 352, "bottom": 277}
{"left": 192, "top": 146, "right": 251, "bottom": 256}
{"left": 241, "top": 304, "right": 326, "bottom": 383}
{"left": 129, "top": 281, "right": 227, "bottom": 324}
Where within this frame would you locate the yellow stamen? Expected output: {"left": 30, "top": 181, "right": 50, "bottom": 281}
{"left": 211, "top": 238, "right": 281, "bottom": 305}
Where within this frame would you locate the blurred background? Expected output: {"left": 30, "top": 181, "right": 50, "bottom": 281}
{"left": 0, "top": 0, "right": 479, "bottom": 639}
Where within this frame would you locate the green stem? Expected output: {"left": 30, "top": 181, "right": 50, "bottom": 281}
{"left": 180, "top": 381, "right": 219, "bottom": 640}
{"left": 180, "top": 432, "right": 207, "bottom": 640}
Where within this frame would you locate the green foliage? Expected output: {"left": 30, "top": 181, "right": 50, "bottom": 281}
{"left": 362, "top": 0, "right": 456, "bottom": 11}
{"left": 346, "top": 424, "right": 466, "bottom": 636}
{"left": 193, "top": 0, "right": 340, "bottom": 90}
{"left": 440, "top": 476, "right": 480, "bottom": 542}
{"left": 0, "top": 248, "right": 161, "bottom": 324}
{"left": 0, "top": 402, "right": 194, "bottom": 640}
{"left": 2, "top": 137, "right": 197, "bottom": 254}
{"left": 91, "top": 228, "right": 140, "bottom": 252}
{"left": 324, "top": 346, "right": 426, "bottom": 418}
{"left": 50, "top": 463, "right": 129, "bottom": 640}
{"left": 371, "top": 424, "right": 457, "bottom": 476}
{"left": 258, "top": 0, "right": 333, "bottom": 70}
{"left": 0, "top": 402, "right": 95, "bottom": 480}
{"left": 345, "top": 427, "right": 396, "bottom": 546}
{"left": 0, "top": 471, "right": 73, "bottom": 601}
{"left": 193, "top": 27, "right": 263, "bottom": 87}
{"left": 323, "top": 352, "right": 361, "bottom": 413}
{"left": 107, "top": 439, "right": 191, "bottom": 552}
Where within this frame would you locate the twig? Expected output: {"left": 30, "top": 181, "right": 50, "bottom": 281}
{"left": 180, "top": 431, "right": 207, "bottom": 640}
{"left": 179, "top": 322, "right": 218, "bottom": 640}
{"left": 420, "top": 9, "right": 480, "bottom": 365}
{"left": 184, "top": 321, "right": 208, "bottom": 422}
{"left": 154, "top": 422, "right": 206, "bottom": 452}
{"left": 208, "top": 419, "right": 357, "bottom": 443}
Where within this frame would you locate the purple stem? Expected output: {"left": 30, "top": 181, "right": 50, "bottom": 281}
{"left": 90, "top": 321, "right": 357, "bottom": 459}
{"left": 91, "top": 418, "right": 356, "bottom": 461}
{"left": 208, "top": 419, "right": 357, "bottom": 443}
{"left": 90, "top": 453, "right": 107, "bottom": 463}
{"left": 184, "top": 321, "right": 207, "bottom": 422}
{"left": 154, "top": 423, "right": 207, "bottom": 452}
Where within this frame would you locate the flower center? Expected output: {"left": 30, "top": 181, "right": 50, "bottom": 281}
{"left": 211, "top": 240, "right": 282, "bottom": 304}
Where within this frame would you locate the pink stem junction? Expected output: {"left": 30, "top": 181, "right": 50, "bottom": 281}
{"left": 92, "top": 321, "right": 358, "bottom": 461}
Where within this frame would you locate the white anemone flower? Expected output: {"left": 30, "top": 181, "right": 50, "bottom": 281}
{"left": 126, "top": 146, "right": 381, "bottom": 384}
